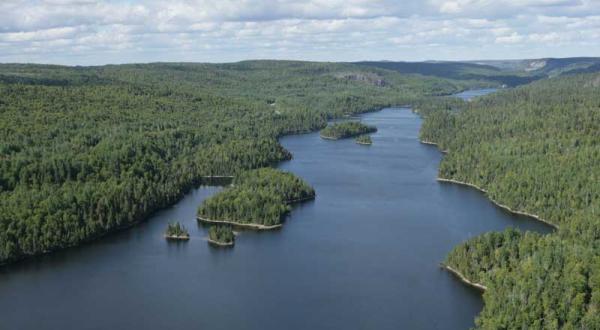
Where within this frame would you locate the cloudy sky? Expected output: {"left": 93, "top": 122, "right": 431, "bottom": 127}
{"left": 1, "top": 0, "right": 599, "bottom": 65}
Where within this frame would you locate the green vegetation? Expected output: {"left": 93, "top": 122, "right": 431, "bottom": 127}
{"left": 208, "top": 225, "right": 234, "bottom": 246}
{"left": 320, "top": 122, "right": 377, "bottom": 140}
{"left": 420, "top": 73, "right": 600, "bottom": 328}
{"left": 357, "top": 61, "right": 535, "bottom": 86}
{"left": 197, "top": 168, "right": 314, "bottom": 228}
{"left": 164, "top": 222, "right": 189, "bottom": 240}
{"left": 358, "top": 57, "right": 600, "bottom": 86}
{"left": 355, "top": 135, "right": 372, "bottom": 145}
{"left": 0, "top": 61, "right": 476, "bottom": 264}
{"left": 234, "top": 167, "right": 316, "bottom": 203}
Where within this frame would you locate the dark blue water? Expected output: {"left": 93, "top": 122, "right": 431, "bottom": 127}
{"left": 0, "top": 90, "right": 551, "bottom": 330}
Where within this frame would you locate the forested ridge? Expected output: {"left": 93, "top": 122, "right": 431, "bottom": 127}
{"left": 420, "top": 73, "right": 600, "bottom": 328}
{"left": 0, "top": 61, "right": 474, "bottom": 264}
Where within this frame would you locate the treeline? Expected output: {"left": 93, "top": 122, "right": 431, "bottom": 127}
{"left": 197, "top": 168, "right": 314, "bottom": 227}
{"left": 320, "top": 121, "right": 377, "bottom": 140}
{"left": 420, "top": 73, "right": 600, "bottom": 328}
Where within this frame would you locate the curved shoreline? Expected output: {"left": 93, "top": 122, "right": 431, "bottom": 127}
{"left": 197, "top": 216, "right": 283, "bottom": 230}
{"left": 321, "top": 132, "right": 375, "bottom": 140}
{"left": 319, "top": 134, "right": 340, "bottom": 140}
{"left": 285, "top": 195, "right": 316, "bottom": 204}
{"left": 419, "top": 140, "right": 448, "bottom": 153}
{"left": 420, "top": 140, "right": 438, "bottom": 146}
{"left": 319, "top": 134, "right": 346, "bottom": 141}
{"left": 164, "top": 234, "right": 190, "bottom": 241}
{"left": 437, "top": 177, "right": 558, "bottom": 229}
{"left": 207, "top": 238, "right": 234, "bottom": 247}
{"left": 441, "top": 264, "right": 487, "bottom": 291}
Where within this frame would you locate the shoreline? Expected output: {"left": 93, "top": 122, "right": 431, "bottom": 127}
{"left": 197, "top": 216, "right": 283, "bottom": 230}
{"left": 164, "top": 234, "right": 190, "bottom": 241}
{"left": 207, "top": 238, "right": 234, "bottom": 247}
{"left": 285, "top": 195, "right": 316, "bottom": 204}
{"left": 320, "top": 132, "right": 375, "bottom": 141}
{"left": 441, "top": 264, "right": 488, "bottom": 291}
{"left": 419, "top": 139, "right": 448, "bottom": 153}
{"left": 420, "top": 140, "right": 438, "bottom": 146}
{"left": 436, "top": 177, "right": 559, "bottom": 229}
{"left": 319, "top": 134, "right": 341, "bottom": 140}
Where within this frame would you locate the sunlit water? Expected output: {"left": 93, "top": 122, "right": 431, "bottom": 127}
{"left": 0, "top": 89, "right": 552, "bottom": 329}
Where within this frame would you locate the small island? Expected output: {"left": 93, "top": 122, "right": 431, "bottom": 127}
{"left": 198, "top": 168, "right": 315, "bottom": 229}
{"left": 355, "top": 135, "right": 372, "bottom": 145}
{"left": 207, "top": 225, "right": 235, "bottom": 247}
{"left": 320, "top": 121, "right": 377, "bottom": 140}
{"left": 164, "top": 222, "right": 190, "bottom": 240}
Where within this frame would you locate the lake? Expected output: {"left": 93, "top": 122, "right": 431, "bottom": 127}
{"left": 0, "top": 89, "right": 552, "bottom": 329}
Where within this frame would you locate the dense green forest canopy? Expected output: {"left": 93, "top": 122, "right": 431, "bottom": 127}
{"left": 197, "top": 168, "right": 314, "bottom": 227}
{"left": 233, "top": 167, "right": 315, "bottom": 203}
{"left": 355, "top": 135, "right": 372, "bottom": 145}
{"left": 208, "top": 225, "right": 234, "bottom": 245}
{"left": 420, "top": 73, "right": 600, "bottom": 328}
{"left": 164, "top": 222, "right": 189, "bottom": 239}
{"left": 320, "top": 121, "right": 377, "bottom": 140}
{"left": 3, "top": 60, "right": 474, "bottom": 264}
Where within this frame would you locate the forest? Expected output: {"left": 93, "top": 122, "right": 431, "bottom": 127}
{"left": 5, "top": 58, "right": 597, "bottom": 328}
{"left": 355, "top": 135, "right": 372, "bottom": 145}
{"left": 420, "top": 73, "right": 600, "bottom": 328}
{"left": 197, "top": 168, "right": 315, "bottom": 227}
{"left": 208, "top": 225, "right": 235, "bottom": 246}
{"left": 0, "top": 61, "right": 478, "bottom": 264}
{"left": 320, "top": 121, "right": 377, "bottom": 140}
{"left": 164, "top": 222, "right": 189, "bottom": 240}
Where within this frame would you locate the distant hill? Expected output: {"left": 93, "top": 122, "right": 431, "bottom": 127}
{"left": 357, "top": 57, "right": 600, "bottom": 86}
{"left": 355, "top": 61, "right": 537, "bottom": 86}
{"left": 472, "top": 57, "right": 600, "bottom": 76}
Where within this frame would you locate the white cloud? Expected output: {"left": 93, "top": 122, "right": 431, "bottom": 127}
{"left": 0, "top": 0, "right": 598, "bottom": 64}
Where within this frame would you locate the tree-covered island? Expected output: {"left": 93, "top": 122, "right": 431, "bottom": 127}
{"left": 355, "top": 135, "right": 372, "bottom": 145}
{"left": 164, "top": 222, "right": 190, "bottom": 240}
{"left": 207, "top": 225, "right": 235, "bottom": 246}
{"left": 320, "top": 122, "right": 377, "bottom": 140}
{"left": 197, "top": 168, "right": 315, "bottom": 229}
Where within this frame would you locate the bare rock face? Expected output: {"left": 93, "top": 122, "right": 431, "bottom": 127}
{"left": 334, "top": 72, "right": 386, "bottom": 87}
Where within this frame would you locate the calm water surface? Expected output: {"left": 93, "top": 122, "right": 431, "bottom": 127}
{"left": 0, "top": 89, "right": 551, "bottom": 330}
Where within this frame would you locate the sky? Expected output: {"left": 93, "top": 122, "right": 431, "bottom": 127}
{"left": 0, "top": 0, "right": 599, "bottom": 65}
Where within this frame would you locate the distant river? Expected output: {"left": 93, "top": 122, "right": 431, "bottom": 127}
{"left": 0, "top": 89, "right": 551, "bottom": 330}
